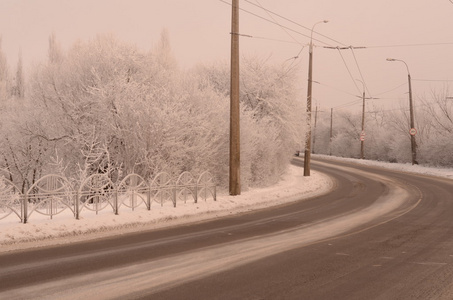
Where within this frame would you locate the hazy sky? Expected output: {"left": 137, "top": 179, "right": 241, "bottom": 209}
{"left": 1, "top": 0, "right": 453, "bottom": 111}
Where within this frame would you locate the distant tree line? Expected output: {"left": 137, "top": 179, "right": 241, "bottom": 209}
{"left": 312, "top": 88, "right": 453, "bottom": 167}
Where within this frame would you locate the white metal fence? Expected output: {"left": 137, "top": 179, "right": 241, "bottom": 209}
{"left": 0, "top": 171, "right": 216, "bottom": 224}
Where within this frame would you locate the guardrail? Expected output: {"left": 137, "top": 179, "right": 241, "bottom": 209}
{"left": 0, "top": 171, "right": 216, "bottom": 224}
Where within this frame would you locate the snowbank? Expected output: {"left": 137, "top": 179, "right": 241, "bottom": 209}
{"left": 2, "top": 156, "right": 451, "bottom": 253}
{"left": 315, "top": 154, "right": 453, "bottom": 179}
{"left": 0, "top": 164, "right": 332, "bottom": 252}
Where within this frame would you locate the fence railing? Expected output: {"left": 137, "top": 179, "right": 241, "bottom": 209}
{"left": 0, "top": 171, "right": 216, "bottom": 224}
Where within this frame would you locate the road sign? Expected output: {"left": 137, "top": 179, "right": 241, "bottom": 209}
{"left": 360, "top": 131, "right": 365, "bottom": 141}
{"left": 409, "top": 128, "right": 417, "bottom": 136}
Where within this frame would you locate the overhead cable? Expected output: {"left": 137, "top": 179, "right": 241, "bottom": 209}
{"left": 253, "top": 0, "right": 302, "bottom": 46}
{"left": 350, "top": 47, "right": 373, "bottom": 98}
{"left": 219, "top": 0, "right": 333, "bottom": 46}
{"left": 413, "top": 78, "right": 453, "bottom": 82}
{"left": 243, "top": 0, "right": 347, "bottom": 46}
{"left": 365, "top": 42, "right": 453, "bottom": 48}
{"left": 336, "top": 48, "right": 362, "bottom": 95}
{"left": 374, "top": 82, "right": 408, "bottom": 96}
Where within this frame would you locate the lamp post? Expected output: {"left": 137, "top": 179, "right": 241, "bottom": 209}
{"left": 386, "top": 58, "right": 417, "bottom": 165}
{"left": 356, "top": 79, "right": 366, "bottom": 159}
{"left": 304, "top": 20, "right": 328, "bottom": 176}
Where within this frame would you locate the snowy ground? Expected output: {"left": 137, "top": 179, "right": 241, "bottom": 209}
{"left": 0, "top": 162, "right": 332, "bottom": 252}
{"left": 1, "top": 156, "right": 452, "bottom": 253}
{"left": 315, "top": 154, "right": 453, "bottom": 179}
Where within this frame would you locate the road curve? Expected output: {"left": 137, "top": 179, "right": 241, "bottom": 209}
{"left": 1, "top": 157, "right": 452, "bottom": 299}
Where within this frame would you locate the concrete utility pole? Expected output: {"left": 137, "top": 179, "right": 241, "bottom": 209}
{"left": 387, "top": 58, "right": 417, "bottom": 165}
{"left": 312, "top": 104, "right": 318, "bottom": 154}
{"left": 329, "top": 108, "right": 333, "bottom": 156}
{"left": 356, "top": 79, "right": 366, "bottom": 159}
{"left": 229, "top": 0, "right": 241, "bottom": 195}
{"left": 361, "top": 89, "right": 365, "bottom": 159}
{"left": 407, "top": 71, "right": 417, "bottom": 165}
{"left": 304, "top": 20, "right": 328, "bottom": 176}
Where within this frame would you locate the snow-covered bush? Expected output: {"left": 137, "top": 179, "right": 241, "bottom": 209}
{"left": 1, "top": 32, "right": 304, "bottom": 191}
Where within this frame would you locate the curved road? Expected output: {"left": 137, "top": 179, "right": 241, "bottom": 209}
{"left": 1, "top": 157, "right": 453, "bottom": 299}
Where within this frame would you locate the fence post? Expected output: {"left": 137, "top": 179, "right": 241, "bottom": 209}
{"left": 75, "top": 190, "right": 79, "bottom": 220}
{"left": 194, "top": 182, "right": 198, "bottom": 204}
{"left": 203, "top": 182, "right": 207, "bottom": 202}
{"left": 131, "top": 175, "right": 137, "bottom": 211}
{"left": 172, "top": 185, "right": 176, "bottom": 208}
{"left": 22, "top": 193, "right": 27, "bottom": 224}
{"left": 147, "top": 185, "right": 151, "bottom": 211}
{"left": 50, "top": 196, "right": 53, "bottom": 220}
{"left": 114, "top": 189, "right": 119, "bottom": 215}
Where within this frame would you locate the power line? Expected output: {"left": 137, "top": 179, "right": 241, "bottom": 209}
{"left": 365, "top": 97, "right": 444, "bottom": 113}
{"left": 374, "top": 82, "right": 407, "bottom": 96}
{"left": 350, "top": 47, "right": 373, "bottom": 98}
{"left": 238, "top": 33, "right": 302, "bottom": 45}
{"left": 332, "top": 96, "right": 391, "bottom": 111}
{"left": 287, "top": 46, "right": 305, "bottom": 60}
{"left": 219, "top": 0, "right": 334, "bottom": 46}
{"left": 283, "top": 46, "right": 305, "bottom": 71}
{"left": 333, "top": 99, "right": 362, "bottom": 109}
{"left": 253, "top": 0, "right": 302, "bottom": 46}
{"left": 323, "top": 46, "right": 366, "bottom": 50}
{"left": 413, "top": 78, "right": 453, "bottom": 82}
{"left": 243, "top": 0, "right": 347, "bottom": 47}
{"left": 336, "top": 48, "right": 362, "bottom": 95}
{"left": 365, "top": 42, "right": 453, "bottom": 48}
{"left": 315, "top": 81, "right": 359, "bottom": 98}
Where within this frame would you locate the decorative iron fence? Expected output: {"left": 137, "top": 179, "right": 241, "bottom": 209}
{"left": 0, "top": 171, "right": 216, "bottom": 224}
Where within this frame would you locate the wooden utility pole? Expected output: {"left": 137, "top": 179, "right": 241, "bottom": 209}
{"left": 303, "top": 38, "right": 314, "bottom": 176}
{"left": 360, "top": 89, "right": 365, "bottom": 159}
{"left": 329, "top": 108, "right": 333, "bottom": 156}
{"left": 356, "top": 79, "right": 365, "bottom": 159}
{"left": 312, "top": 104, "right": 318, "bottom": 154}
{"left": 304, "top": 20, "right": 328, "bottom": 176}
{"left": 229, "top": 0, "right": 240, "bottom": 195}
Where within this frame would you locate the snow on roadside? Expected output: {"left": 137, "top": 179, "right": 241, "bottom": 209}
{"left": 314, "top": 154, "right": 453, "bottom": 179}
{"left": 0, "top": 163, "right": 333, "bottom": 252}
{"left": 2, "top": 156, "right": 451, "bottom": 253}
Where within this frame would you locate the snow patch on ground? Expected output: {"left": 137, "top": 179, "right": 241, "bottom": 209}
{"left": 2, "top": 156, "right": 451, "bottom": 253}
{"left": 0, "top": 164, "right": 332, "bottom": 252}
{"left": 315, "top": 154, "right": 453, "bottom": 179}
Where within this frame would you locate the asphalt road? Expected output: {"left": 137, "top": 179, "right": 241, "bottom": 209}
{"left": 1, "top": 157, "right": 452, "bottom": 299}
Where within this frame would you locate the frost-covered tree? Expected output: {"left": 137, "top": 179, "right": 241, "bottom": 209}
{"left": 417, "top": 87, "right": 453, "bottom": 166}
{"left": 48, "top": 32, "right": 63, "bottom": 64}
{"left": 3, "top": 31, "right": 305, "bottom": 191}
{"left": 194, "top": 57, "right": 304, "bottom": 188}
{"left": 11, "top": 50, "right": 24, "bottom": 98}
{"left": 0, "top": 37, "right": 10, "bottom": 102}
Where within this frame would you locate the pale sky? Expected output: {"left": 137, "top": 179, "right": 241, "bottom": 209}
{"left": 1, "top": 0, "right": 453, "bottom": 111}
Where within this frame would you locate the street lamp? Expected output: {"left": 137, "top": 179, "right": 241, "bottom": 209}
{"left": 386, "top": 58, "right": 417, "bottom": 165}
{"left": 356, "top": 79, "right": 366, "bottom": 159}
{"left": 304, "top": 20, "right": 328, "bottom": 176}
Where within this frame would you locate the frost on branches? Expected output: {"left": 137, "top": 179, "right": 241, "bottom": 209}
{"left": 0, "top": 32, "right": 304, "bottom": 192}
